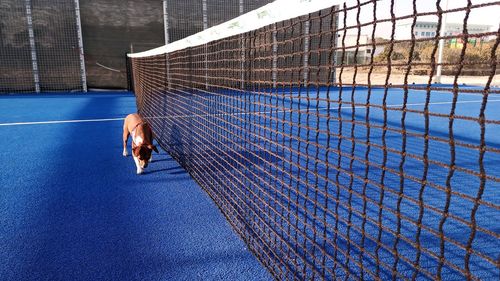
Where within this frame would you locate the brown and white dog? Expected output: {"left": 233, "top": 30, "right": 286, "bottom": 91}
{"left": 122, "top": 113, "right": 158, "bottom": 174}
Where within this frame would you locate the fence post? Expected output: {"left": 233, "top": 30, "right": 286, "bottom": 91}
{"left": 24, "top": 0, "right": 40, "bottom": 93}
{"left": 435, "top": 0, "right": 449, "bottom": 84}
{"left": 303, "top": 20, "right": 310, "bottom": 85}
{"left": 74, "top": 0, "right": 87, "bottom": 92}
{"left": 163, "top": 0, "right": 169, "bottom": 45}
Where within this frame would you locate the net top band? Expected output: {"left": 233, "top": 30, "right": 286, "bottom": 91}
{"left": 127, "top": 0, "right": 342, "bottom": 58}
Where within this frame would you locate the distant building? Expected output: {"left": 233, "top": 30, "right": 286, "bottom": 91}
{"left": 395, "top": 20, "right": 492, "bottom": 40}
{"left": 334, "top": 34, "right": 383, "bottom": 65}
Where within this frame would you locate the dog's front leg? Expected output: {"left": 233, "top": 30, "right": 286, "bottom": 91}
{"left": 122, "top": 119, "right": 130, "bottom": 156}
{"left": 133, "top": 156, "right": 144, "bottom": 175}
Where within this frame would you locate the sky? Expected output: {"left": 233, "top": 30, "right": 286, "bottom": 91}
{"left": 340, "top": 0, "right": 500, "bottom": 38}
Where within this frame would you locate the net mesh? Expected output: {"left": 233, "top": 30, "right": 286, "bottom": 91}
{"left": 130, "top": 1, "right": 499, "bottom": 279}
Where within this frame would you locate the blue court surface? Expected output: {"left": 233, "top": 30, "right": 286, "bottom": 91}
{"left": 0, "top": 93, "right": 272, "bottom": 281}
{"left": 0, "top": 86, "right": 499, "bottom": 280}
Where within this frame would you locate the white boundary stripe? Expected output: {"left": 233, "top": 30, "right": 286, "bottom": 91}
{"left": 2, "top": 99, "right": 498, "bottom": 127}
{"left": 128, "top": 0, "right": 342, "bottom": 57}
{"left": 409, "top": 89, "right": 493, "bottom": 97}
{"left": 96, "top": 62, "right": 122, "bottom": 73}
{"left": 391, "top": 99, "right": 500, "bottom": 107}
{"left": 0, "top": 118, "right": 124, "bottom": 127}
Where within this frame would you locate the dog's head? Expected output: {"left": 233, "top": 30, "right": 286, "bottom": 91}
{"left": 133, "top": 144, "right": 159, "bottom": 168}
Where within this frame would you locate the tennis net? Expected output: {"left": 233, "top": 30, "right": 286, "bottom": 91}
{"left": 128, "top": 0, "right": 500, "bottom": 279}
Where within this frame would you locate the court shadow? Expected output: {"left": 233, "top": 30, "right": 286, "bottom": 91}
{"left": 144, "top": 168, "right": 171, "bottom": 175}
{"left": 168, "top": 170, "right": 187, "bottom": 175}
{"left": 149, "top": 158, "right": 173, "bottom": 163}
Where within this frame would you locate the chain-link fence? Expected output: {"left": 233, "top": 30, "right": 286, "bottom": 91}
{"left": 0, "top": 0, "right": 274, "bottom": 93}
{"left": 0, "top": 0, "right": 85, "bottom": 93}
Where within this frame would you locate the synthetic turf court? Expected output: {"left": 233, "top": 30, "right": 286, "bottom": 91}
{"left": 0, "top": 87, "right": 497, "bottom": 280}
{"left": 0, "top": 93, "right": 272, "bottom": 280}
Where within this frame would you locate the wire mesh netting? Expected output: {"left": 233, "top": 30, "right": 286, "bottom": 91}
{"left": 131, "top": 0, "right": 500, "bottom": 279}
{"left": 165, "top": 0, "right": 274, "bottom": 43}
{"left": 165, "top": 0, "right": 204, "bottom": 43}
{"left": 31, "top": 0, "right": 84, "bottom": 91}
{"left": 0, "top": 0, "right": 275, "bottom": 92}
{"left": 0, "top": 0, "right": 85, "bottom": 93}
{"left": 80, "top": 0, "right": 164, "bottom": 89}
{"left": 0, "top": 1, "right": 34, "bottom": 92}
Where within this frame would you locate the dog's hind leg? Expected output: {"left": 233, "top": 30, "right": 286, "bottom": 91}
{"left": 122, "top": 123, "right": 130, "bottom": 157}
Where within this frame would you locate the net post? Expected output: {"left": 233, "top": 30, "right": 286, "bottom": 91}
{"left": 125, "top": 53, "right": 133, "bottom": 92}
{"left": 24, "top": 0, "right": 40, "bottom": 93}
{"left": 73, "top": 0, "right": 87, "bottom": 92}
{"left": 435, "top": 0, "right": 449, "bottom": 84}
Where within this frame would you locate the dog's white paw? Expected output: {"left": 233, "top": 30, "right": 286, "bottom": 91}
{"left": 136, "top": 168, "right": 144, "bottom": 175}
{"left": 149, "top": 155, "right": 153, "bottom": 163}
{"left": 123, "top": 148, "right": 129, "bottom": 157}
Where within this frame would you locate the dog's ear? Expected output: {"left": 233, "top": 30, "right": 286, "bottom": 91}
{"left": 132, "top": 146, "right": 141, "bottom": 156}
{"left": 148, "top": 144, "right": 159, "bottom": 153}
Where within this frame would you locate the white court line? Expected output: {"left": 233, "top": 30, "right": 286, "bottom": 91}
{"left": 96, "top": 62, "right": 122, "bottom": 73}
{"left": 387, "top": 99, "right": 500, "bottom": 108}
{"left": 1, "top": 99, "right": 499, "bottom": 127}
{"left": 408, "top": 90, "right": 494, "bottom": 97}
{"left": 0, "top": 117, "right": 124, "bottom": 127}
